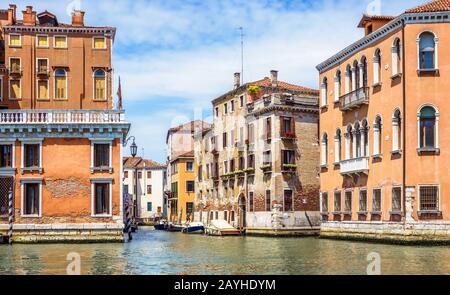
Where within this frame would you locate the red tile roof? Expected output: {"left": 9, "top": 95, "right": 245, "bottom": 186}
{"left": 406, "top": 0, "right": 450, "bottom": 13}
{"left": 251, "top": 77, "right": 319, "bottom": 95}
{"left": 357, "top": 14, "right": 396, "bottom": 28}
{"left": 123, "top": 157, "right": 165, "bottom": 169}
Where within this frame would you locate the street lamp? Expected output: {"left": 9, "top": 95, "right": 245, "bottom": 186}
{"left": 123, "top": 135, "right": 138, "bottom": 239}
{"left": 125, "top": 136, "right": 138, "bottom": 158}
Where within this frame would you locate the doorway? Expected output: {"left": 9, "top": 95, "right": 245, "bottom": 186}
{"left": 238, "top": 194, "right": 246, "bottom": 229}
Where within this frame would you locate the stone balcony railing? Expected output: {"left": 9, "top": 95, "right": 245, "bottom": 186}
{"left": 340, "top": 157, "right": 369, "bottom": 175}
{"left": 339, "top": 87, "right": 369, "bottom": 111}
{"left": 0, "top": 110, "right": 126, "bottom": 125}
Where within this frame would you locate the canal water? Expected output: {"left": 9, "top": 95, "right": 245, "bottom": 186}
{"left": 1, "top": 227, "right": 449, "bottom": 275}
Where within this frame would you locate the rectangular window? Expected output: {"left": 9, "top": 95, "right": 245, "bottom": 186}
{"left": 54, "top": 36, "right": 67, "bottom": 48}
{"left": 147, "top": 202, "right": 152, "bottom": 212}
{"left": 94, "top": 144, "right": 109, "bottom": 167}
{"left": 238, "top": 156, "right": 245, "bottom": 170}
{"left": 223, "top": 160, "right": 228, "bottom": 174}
{"left": 223, "top": 132, "right": 227, "bottom": 148}
{"left": 24, "top": 183, "right": 40, "bottom": 216}
{"left": 359, "top": 190, "right": 367, "bottom": 212}
{"left": 10, "top": 58, "right": 20, "bottom": 74}
{"left": 37, "top": 35, "right": 48, "bottom": 48}
{"left": 0, "top": 145, "right": 13, "bottom": 168}
{"left": 334, "top": 191, "right": 341, "bottom": 212}
{"left": 171, "top": 182, "right": 178, "bottom": 199}
{"left": 419, "top": 185, "right": 439, "bottom": 211}
{"left": 147, "top": 171, "right": 152, "bottom": 178}
{"left": 284, "top": 190, "right": 293, "bottom": 212}
{"left": 265, "top": 190, "right": 271, "bottom": 211}
{"left": 93, "top": 37, "right": 106, "bottom": 49}
{"left": 94, "top": 183, "right": 110, "bottom": 215}
{"left": 231, "top": 100, "right": 235, "bottom": 112}
{"left": 147, "top": 185, "right": 152, "bottom": 194}
{"left": 248, "top": 124, "right": 254, "bottom": 143}
{"left": 281, "top": 116, "right": 295, "bottom": 137}
{"left": 186, "top": 161, "right": 193, "bottom": 172}
{"left": 344, "top": 191, "right": 352, "bottom": 212}
{"left": 186, "top": 202, "right": 194, "bottom": 217}
{"left": 215, "top": 107, "right": 219, "bottom": 117}
{"left": 37, "top": 80, "right": 49, "bottom": 99}
{"left": 263, "top": 151, "right": 272, "bottom": 165}
{"left": 392, "top": 187, "right": 402, "bottom": 212}
{"left": 321, "top": 192, "right": 328, "bottom": 212}
{"left": 224, "top": 103, "right": 228, "bottom": 114}
{"left": 249, "top": 192, "right": 254, "bottom": 212}
{"left": 186, "top": 181, "right": 195, "bottom": 193}
{"left": 37, "top": 59, "right": 48, "bottom": 74}
{"left": 231, "top": 210, "right": 235, "bottom": 221}
{"left": 24, "top": 144, "right": 40, "bottom": 168}
{"left": 266, "top": 117, "right": 272, "bottom": 141}
{"left": 229, "top": 159, "right": 235, "bottom": 172}
{"left": 138, "top": 171, "right": 142, "bottom": 179}
{"left": 282, "top": 150, "right": 295, "bottom": 165}
{"left": 247, "top": 154, "right": 255, "bottom": 169}
{"left": 9, "top": 34, "right": 21, "bottom": 47}
{"left": 372, "top": 189, "right": 381, "bottom": 212}
{"left": 10, "top": 80, "right": 21, "bottom": 99}
{"left": 94, "top": 74, "right": 106, "bottom": 100}
{"left": 239, "top": 95, "right": 244, "bottom": 107}
{"left": 55, "top": 74, "right": 67, "bottom": 99}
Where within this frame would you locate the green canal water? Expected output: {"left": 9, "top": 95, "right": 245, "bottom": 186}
{"left": 0, "top": 227, "right": 449, "bottom": 275}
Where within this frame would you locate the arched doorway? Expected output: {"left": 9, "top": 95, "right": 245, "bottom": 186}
{"left": 238, "top": 194, "right": 246, "bottom": 229}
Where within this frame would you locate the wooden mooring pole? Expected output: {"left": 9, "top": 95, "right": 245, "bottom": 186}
{"left": 8, "top": 190, "right": 13, "bottom": 245}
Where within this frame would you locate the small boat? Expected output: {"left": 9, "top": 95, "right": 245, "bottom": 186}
{"left": 182, "top": 222, "right": 205, "bottom": 234}
{"left": 205, "top": 220, "right": 241, "bottom": 236}
{"left": 153, "top": 220, "right": 168, "bottom": 231}
{"left": 167, "top": 223, "right": 184, "bottom": 232}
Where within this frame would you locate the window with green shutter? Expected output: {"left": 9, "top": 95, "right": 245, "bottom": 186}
{"left": 147, "top": 202, "right": 152, "bottom": 212}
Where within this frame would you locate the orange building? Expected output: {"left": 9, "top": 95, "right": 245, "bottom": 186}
{"left": 0, "top": 5, "right": 130, "bottom": 243}
{"left": 317, "top": 0, "right": 450, "bottom": 243}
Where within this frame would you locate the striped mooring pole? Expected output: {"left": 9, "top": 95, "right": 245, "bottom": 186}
{"left": 8, "top": 190, "right": 13, "bottom": 245}
{"left": 123, "top": 193, "right": 132, "bottom": 241}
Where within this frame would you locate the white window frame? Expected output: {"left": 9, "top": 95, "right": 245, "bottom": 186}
{"left": 36, "top": 58, "right": 49, "bottom": 74}
{"left": 239, "top": 94, "right": 245, "bottom": 108}
{"left": 36, "top": 34, "right": 49, "bottom": 48}
{"left": 391, "top": 38, "right": 402, "bottom": 77}
{"left": 358, "top": 188, "right": 368, "bottom": 212}
{"left": 416, "top": 31, "right": 439, "bottom": 71}
{"left": 8, "top": 57, "right": 21, "bottom": 74}
{"left": 0, "top": 140, "right": 16, "bottom": 170}
{"left": 185, "top": 161, "right": 193, "bottom": 172}
{"left": 36, "top": 78, "right": 50, "bottom": 100}
{"left": 20, "top": 139, "right": 43, "bottom": 174}
{"left": 8, "top": 33, "right": 21, "bottom": 47}
{"left": 54, "top": 68, "right": 68, "bottom": 100}
{"left": 91, "top": 178, "right": 113, "bottom": 217}
{"left": 20, "top": 179, "right": 43, "bottom": 218}
{"left": 53, "top": 35, "right": 68, "bottom": 49}
{"left": 90, "top": 139, "right": 113, "bottom": 173}
{"left": 372, "top": 187, "right": 383, "bottom": 213}
{"left": 93, "top": 69, "right": 108, "bottom": 101}
{"left": 224, "top": 103, "right": 228, "bottom": 115}
{"left": 417, "top": 104, "right": 439, "bottom": 150}
{"left": 417, "top": 184, "right": 441, "bottom": 212}
{"left": 248, "top": 191, "right": 255, "bottom": 212}
{"left": 230, "top": 100, "right": 235, "bottom": 113}
{"left": 186, "top": 180, "right": 195, "bottom": 193}
{"left": 92, "top": 36, "right": 107, "bottom": 50}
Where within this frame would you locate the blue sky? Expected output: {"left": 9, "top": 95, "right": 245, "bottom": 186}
{"left": 12, "top": 0, "right": 424, "bottom": 163}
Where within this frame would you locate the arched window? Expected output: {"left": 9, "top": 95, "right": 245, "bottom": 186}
{"left": 334, "top": 70, "right": 341, "bottom": 102}
{"left": 373, "top": 116, "right": 382, "bottom": 155}
{"left": 321, "top": 133, "right": 328, "bottom": 166}
{"left": 361, "top": 119, "right": 369, "bottom": 157}
{"left": 353, "top": 60, "right": 360, "bottom": 90}
{"left": 392, "top": 38, "right": 401, "bottom": 75}
{"left": 419, "top": 32, "right": 436, "bottom": 70}
{"left": 419, "top": 106, "right": 437, "bottom": 148}
{"left": 345, "top": 65, "right": 352, "bottom": 94}
{"left": 392, "top": 109, "right": 402, "bottom": 152}
{"left": 360, "top": 56, "right": 368, "bottom": 88}
{"left": 354, "top": 122, "right": 361, "bottom": 158}
{"left": 55, "top": 69, "right": 67, "bottom": 99}
{"left": 334, "top": 129, "right": 341, "bottom": 163}
{"left": 94, "top": 69, "right": 106, "bottom": 100}
{"left": 373, "top": 49, "right": 382, "bottom": 85}
{"left": 345, "top": 125, "right": 353, "bottom": 160}
{"left": 321, "top": 77, "right": 328, "bottom": 107}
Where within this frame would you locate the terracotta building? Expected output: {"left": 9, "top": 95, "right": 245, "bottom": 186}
{"left": 317, "top": 0, "right": 450, "bottom": 243}
{"left": 194, "top": 71, "right": 321, "bottom": 236}
{"left": 0, "top": 5, "right": 130, "bottom": 243}
{"left": 165, "top": 120, "right": 211, "bottom": 223}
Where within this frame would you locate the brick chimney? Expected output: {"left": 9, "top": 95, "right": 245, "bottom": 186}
{"left": 22, "top": 6, "right": 36, "bottom": 26}
{"left": 8, "top": 4, "right": 17, "bottom": 24}
{"left": 71, "top": 10, "right": 85, "bottom": 27}
{"left": 234, "top": 72, "right": 241, "bottom": 89}
{"left": 270, "top": 70, "right": 278, "bottom": 87}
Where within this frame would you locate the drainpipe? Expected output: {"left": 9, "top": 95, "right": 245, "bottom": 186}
{"left": 401, "top": 19, "right": 407, "bottom": 223}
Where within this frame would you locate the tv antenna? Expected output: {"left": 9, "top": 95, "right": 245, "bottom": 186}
{"left": 238, "top": 27, "right": 244, "bottom": 84}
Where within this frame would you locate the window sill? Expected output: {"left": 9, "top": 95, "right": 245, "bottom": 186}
{"left": 93, "top": 99, "right": 108, "bottom": 102}
{"left": 53, "top": 98, "right": 68, "bottom": 101}
{"left": 390, "top": 73, "right": 402, "bottom": 80}
{"left": 418, "top": 210, "right": 442, "bottom": 217}
{"left": 357, "top": 211, "right": 368, "bottom": 215}
{"left": 372, "top": 154, "right": 382, "bottom": 159}
{"left": 8, "top": 98, "right": 22, "bottom": 101}
{"left": 342, "top": 211, "right": 352, "bottom": 215}
{"left": 371, "top": 211, "right": 382, "bottom": 216}
{"left": 391, "top": 150, "right": 402, "bottom": 155}
{"left": 36, "top": 98, "right": 50, "bottom": 102}
{"left": 389, "top": 211, "right": 402, "bottom": 216}
{"left": 91, "top": 214, "right": 112, "bottom": 218}
{"left": 93, "top": 48, "right": 108, "bottom": 51}
{"left": 36, "top": 46, "right": 49, "bottom": 49}
{"left": 417, "top": 68, "right": 439, "bottom": 75}
{"left": 9, "top": 45, "right": 22, "bottom": 48}
{"left": 417, "top": 147, "right": 440, "bottom": 155}
{"left": 320, "top": 105, "right": 328, "bottom": 110}
{"left": 20, "top": 215, "right": 41, "bottom": 218}
{"left": 21, "top": 167, "right": 43, "bottom": 174}
{"left": 0, "top": 167, "right": 16, "bottom": 173}
{"left": 372, "top": 82, "right": 382, "bottom": 88}
{"left": 91, "top": 167, "right": 113, "bottom": 174}
{"left": 320, "top": 164, "right": 328, "bottom": 169}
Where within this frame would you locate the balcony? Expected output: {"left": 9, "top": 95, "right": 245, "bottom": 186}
{"left": 9, "top": 65, "right": 21, "bottom": 75}
{"left": 0, "top": 110, "right": 126, "bottom": 125}
{"left": 37, "top": 66, "right": 49, "bottom": 76}
{"left": 339, "top": 87, "right": 369, "bottom": 112}
{"left": 340, "top": 157, "right": 369, "bottom": 175}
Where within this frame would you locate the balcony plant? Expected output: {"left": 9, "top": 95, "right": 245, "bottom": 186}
{"left": 282, "top": 163, "right": 297, "bottom": 173}
{"left": 244, "top": 167, "right": 255, "bottom": 174}
{"left": 260, "top": 164, "right": 272, "bottom": 171}
{"left": 247, "top": 85, "right": 261, "bottom": 98}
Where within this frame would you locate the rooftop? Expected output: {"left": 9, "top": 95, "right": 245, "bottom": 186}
{"left": 123, "top": 157, "right": 165, "bottom": 169}
{"left": 406, "top": 0, "right": 450, "bottom": 13}
{"left": 166, "top": 120, "right": 212, "bottom": 143}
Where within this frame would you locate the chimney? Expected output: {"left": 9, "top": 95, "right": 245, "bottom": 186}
{"left": 71, "top": 10, "right": 85, "bottom": 27}
{"left": 22, "top": 6, "right": 36, "bottom": 26}
{"left": 8, "top": 4, "right": 17, "bottom": 24}
{"left": 270, "top": 70, "right": 278, "bottom": 87}
{"left": 234, "top": 72, "right": 241, "bottom": 89}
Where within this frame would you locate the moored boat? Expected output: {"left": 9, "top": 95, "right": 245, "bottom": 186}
{"left": 182, "top": 222, "right": 205, "bottom": 234}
